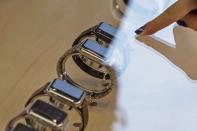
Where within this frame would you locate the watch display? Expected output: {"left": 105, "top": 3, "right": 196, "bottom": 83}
{"left": 13, "top": 123, "right": 35, "bottom": 131}
{"left": 97, "top": 22, "right": 117, "bottom": 42}
{"left": 30, "top": 100, "right": 68, "bottom": 125}
{"left": 82, "top": 39, "right": 108, "bottom": 58}
{"left": 50, "top": 79, "right": 84, "bottom": 102}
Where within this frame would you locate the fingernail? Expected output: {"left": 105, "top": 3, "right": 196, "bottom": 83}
{"left": 135, "top": 25, "right": 146, "bottom": 35}
{"left": 177, "top": 20, "right": 188, "bottom": 27}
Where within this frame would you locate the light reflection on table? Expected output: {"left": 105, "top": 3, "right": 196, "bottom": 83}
{"left": 111, "top": 0, "right": 197, "bottom": 131}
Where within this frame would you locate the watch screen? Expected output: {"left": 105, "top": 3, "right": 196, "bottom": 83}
{"left": 99, "top": 22, "right": 117, "bottom": 37}
{"left": 31, "top": 100, "right": 67, "bottom": 125}
{"left": 83, "top": 39, "right": 108, "bottom": 58}
{"left": 13, "top": 123, "right": 35, "bottom": 131}
{"left": 51, "top": 79, "right": 84, "bottom": 102}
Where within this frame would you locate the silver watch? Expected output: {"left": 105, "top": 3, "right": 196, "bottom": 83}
{"left": 25, "top": 79, "right": 88, "bottom": 131}
{"left": 57, "top": 38, "right": 116, "bottom": 100}
{"left": 11, "top": 123, "right": 35, "bottom": 131}
{"left": 6, "top": 100, "right": 69, "bottom": 131}
{"left": 72, "top": 22, "right": 117, "bottom": 80}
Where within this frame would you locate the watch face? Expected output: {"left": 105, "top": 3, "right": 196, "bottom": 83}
{"left": 83, "top": 39, "right": 108, "bottom": 58}
{"left": 51, "top": 79, "right": 84, "bottom": 102}
{"left": 13, "top": 123, "right": 35, "bottom": 131}
{"left": 31, "top": 100, "right": 67, "bottom": 125}
{"left": 99, "top": 22, "right": 117, "bottom": 38}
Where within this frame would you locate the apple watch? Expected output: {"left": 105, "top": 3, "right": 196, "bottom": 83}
{"left": 57, "top": 39, "right": 116, "bottom": 99}
{"left": 71, "top": 22, "right": 117, "bottom": 80}
{"left": 6, "top": 100, "right": 69, "bottom": 131}
{"left": 25, "top": 79, "right": 88, "bottom": 131}
{"left": 12, "top": 123, "right": 35, "bottom": 131}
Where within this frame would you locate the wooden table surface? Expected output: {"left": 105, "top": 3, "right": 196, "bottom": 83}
{"left": 0, "top": 0, "right": 119, "bottom": 130}
{"left": 1, "top": 0, "right": 197, "bottom": 131}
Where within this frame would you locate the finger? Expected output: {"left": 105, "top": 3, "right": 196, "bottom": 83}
{"left": 135, "top": 0, "right": 196, "bottom": 35}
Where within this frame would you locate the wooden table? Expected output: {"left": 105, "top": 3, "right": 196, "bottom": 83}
{"left": 0, "top": 0, "right": 119, "bottom": 130}
{"left": 1, "top": 0, "right": 197, "bottom": 131}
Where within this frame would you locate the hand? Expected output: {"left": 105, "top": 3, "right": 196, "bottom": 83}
{"left": 135, "top": 0, "right": 197, "bottom": 35}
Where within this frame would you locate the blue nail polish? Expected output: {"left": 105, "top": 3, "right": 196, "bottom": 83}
{"left": 177, "top": 20, "right": 188, "bottom": 27}
{"left": 135, "top": 26, "right": 145, "bottom": 35}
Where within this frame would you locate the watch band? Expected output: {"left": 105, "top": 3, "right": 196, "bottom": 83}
{"left": 71, "top": 22, "right": 127, "bottom": 81}
{"left": 72, "top": 25, "right": 99, "bottom": 47}
{"left": 7, "top": 100, "right": 69, "bottom": 131}
{"left": 25, "top": 81, "right": 88, "bottom": 131}
{"left": 76, "top": 99, "right": 88, "bottom": 131}
{"left": 12, "top": 123, "right": 36, "bottom": 131}
{"left": 25, "top": 82, "right": 49, "bottom": 107}
{"left": 71, "top": 24, "right": 112, "bottom": 80}
{"left": 6, "top": 111, "right": 27, "bottom": 131}
{"left": 6, "top": 22, "right": 118, "bottom": 131}
{"left": 57, "top": 47, "right": 116, "bottom": 99}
